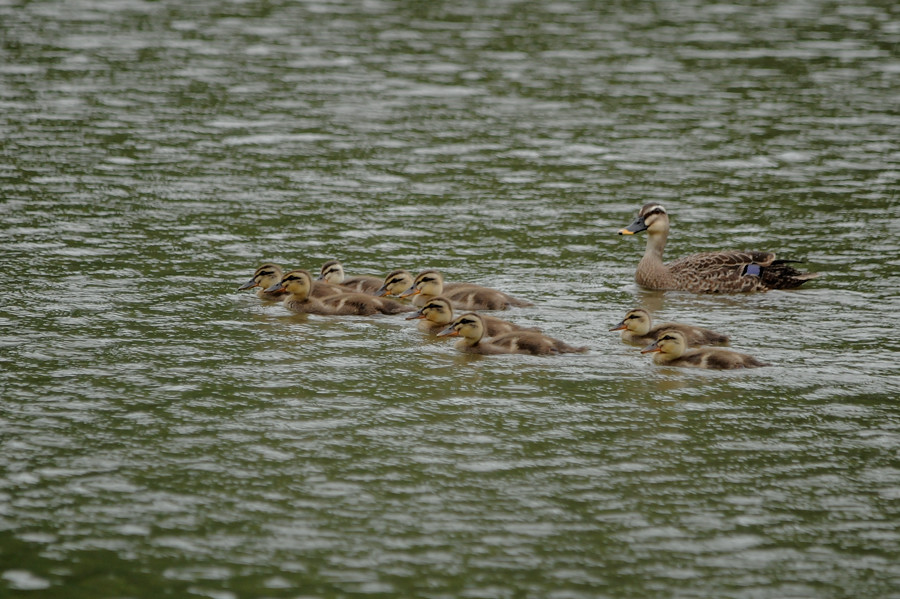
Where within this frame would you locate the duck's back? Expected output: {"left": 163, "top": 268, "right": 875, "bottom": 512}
{"left": 482, "top": 315, "right": 539, "bottom": 337}
{"left": 667, "top": 251, "right": 816, "bottom": 293}
{"left": 444, "top": 285, "right": 532, "bottom": 311}
{"left": 672, "top": 348, "right": 769, "bottom": 370}
{"left": 488, "top": 331, "right": 587, "bottom": 355}
{"left": 322, "top": 293, "right": 413, "bottom": 315}
{"left": 339, "top": 276, "right": 384, "bottom": 295}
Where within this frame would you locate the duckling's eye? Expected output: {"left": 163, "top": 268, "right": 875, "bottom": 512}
{"left": 421, "top": 277, "right": 436, "bottom": 283}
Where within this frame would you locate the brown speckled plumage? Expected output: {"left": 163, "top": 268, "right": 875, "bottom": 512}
{"left": 619, "top": 203, "right": 818, "bottom": 293}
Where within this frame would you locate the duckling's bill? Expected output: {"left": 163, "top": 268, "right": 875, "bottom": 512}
{"left": 640, "top": 341, "right": 661, "bottom": 354}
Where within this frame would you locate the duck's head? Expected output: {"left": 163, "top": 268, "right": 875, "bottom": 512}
{"left": 265, "top": 269, "right": 313, "bottom": 298}
{"left": 239, "top": 263, "right": 284, "bottom": 291}
{"left": 401, "top": 270, "right": 444, "bottom": 298}
{"left": 437, "top": 312, "right": 485, "bottom": 343}
{"left": 610, "top": 308, "right": 652, "bottom": 335}
{"left": 317, "top": 260, "right": 345, "bottom": 284}
{"left": 376, "top": 269, "right": 414, "bottom": 297}
{"left": 619, "top": 203, "right": 669, "bottom": 236}
{"left": 406, "top": 296, "right": 454, "bottom": 324}
{"left": 641, "top": 330, "right": 687, "bottom": 358}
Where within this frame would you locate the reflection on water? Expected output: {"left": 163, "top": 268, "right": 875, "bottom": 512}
{"left": 2, "top": 0, "right": 899, "bottom": 597}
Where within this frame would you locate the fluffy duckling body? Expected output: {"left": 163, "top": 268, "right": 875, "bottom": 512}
{"left": 406, "top": 297, "right": 540, "bottom": 336}
{"left": 618, "top": 203, "right": 818, "bottom": 293}
{"left": 641, "top": 331, "right": 769, "bottom": 369}
{"left": 437, "top": 313, "right": 587, "bottom": 355}
{"left": 266, "top": 270, "right": 414, "bottom": 316}
{"left": 239, "top": 263, "right": 288, "bottom": 301}
{"left": 610, "top": 308, "right": 730, "bottom": 347}
{"left": 318, "top": 260, "right": 383, "bottom": 295}
{"left": 401, "top": 270, "right": 533, "bottom": 310}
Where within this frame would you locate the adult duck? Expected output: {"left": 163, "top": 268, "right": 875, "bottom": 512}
{"left": 618, "top": 203, "right": 818, "bottom": 293}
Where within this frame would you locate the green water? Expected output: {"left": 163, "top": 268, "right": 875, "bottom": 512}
{"left": 2, "top": 1, "right": 899, "bottom": 597}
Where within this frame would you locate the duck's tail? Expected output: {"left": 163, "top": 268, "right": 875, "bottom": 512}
{"left": 763, "top": 260, "right": 819, "bottom": 289}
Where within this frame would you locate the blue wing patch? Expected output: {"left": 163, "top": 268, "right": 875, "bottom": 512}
{"left": 743, "top": 264, "right": 761, "bottom": 277}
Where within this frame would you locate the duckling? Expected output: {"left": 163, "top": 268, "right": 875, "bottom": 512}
{"left": 400, "top": 270, "right": 533, "bottom": 310}
{"left": 265, "top": 269, "right": 414, "bottom": 316}
{"left": 317, "top": 260, "right": 384, "bottom": 295}
{"left": 238, "top": 263, "right": 288, "bottom": 301}
{"left": 610, "top": 308, "right": 730, "bottom": 347}
{"left": 618, "top": 203, "right": 818, "bottom": 293}
{"left": 406, "top": 296, "right": 541, "bottom": 336}
{"left": 375, "top": 269, "right": 416, "bottom": 297}
{"left": 437, "top": 313, "right": 587, "bottom": 355}
{"left": 640, "top": 331, "right": 769, "bottom": 369}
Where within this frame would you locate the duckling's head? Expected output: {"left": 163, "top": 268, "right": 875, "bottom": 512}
{"left": 317, "top": 260, "right": 345, "bottom": 284}
{"left": 437, "top": 312, "right": 485, "bottom": 344}
{"left": 401, "top": 270, "right": 444, "bottom": 298}
{"left": 406, "top": 297, "right": 454, "bottom": 324}
{"left": 239, "top": 263, "right": 283, "bottom": 290}
{"left": 377, "top": 269, "right": 414, "bottom": 297}
{"left": 610, "top": 308, "right": 652, "bottom": 336}
{"left": 619, "top": 203, "right": 669, "bottom": 236}
{"left": 265, "top": 269, "right": 313, "bottom": 298}
{"left": 641, "top": 330, "right": 687, "bottom": 358}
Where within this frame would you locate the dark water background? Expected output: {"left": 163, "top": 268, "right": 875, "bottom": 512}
{"left": 2, "top": 0, "right": 899, "bottom": 597}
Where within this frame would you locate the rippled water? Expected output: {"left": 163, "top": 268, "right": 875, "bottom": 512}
{"left": 2, "top": 0, "right": 899, "bottom": 597}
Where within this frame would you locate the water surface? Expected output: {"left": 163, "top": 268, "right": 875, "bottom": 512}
{"left": 2, "top": 0, "right": 899, "bottom": 597}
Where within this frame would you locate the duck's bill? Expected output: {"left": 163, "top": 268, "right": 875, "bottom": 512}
{"left": 618, "top": 216, "right": 648, "bottom": 235}
{"left": 436, "top": 326, "right": 459, "bottom": 337}
{"left": 609, "top": 322, "right": 627, "bottom": 332}
{"left": 405, "top": 310, "right": 426, "bottom": 321}
{"left": 398, "top": 286, "right": 419, "bottom": 298}
{"left": 263, "top": 283, "right": 285, "bottom": 293}
{"left": 640, "top": 342, "right": 661, "bottom": 354}
{"left": 238, "top": 279, "right": 259, "bottom": 290}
